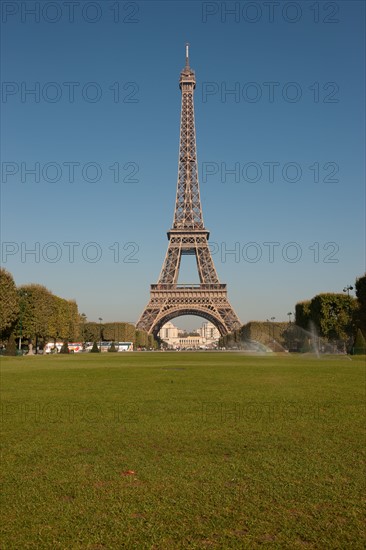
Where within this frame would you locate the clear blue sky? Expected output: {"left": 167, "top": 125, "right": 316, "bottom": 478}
{"left": 1, "top": 0, "right": 365, "bottom": 329}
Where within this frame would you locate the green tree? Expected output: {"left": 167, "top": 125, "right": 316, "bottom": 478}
{"left": 60, "top": 341, "right": 69, "bottom": 354}
{"left": 353, "top": 329, "right": 366, "bottom": 355}
{"left": 80, "top": 313, "right": 87, "bottom": 343}
{"left": 125, "top": 323, "right": 136, "bottom": 342}
{"left": 148, "top": 334, "right": 157, "bottom": 349}
{"left": 66, "top": 300, "right": 79, "bottom": 341}
{"left": 90, "top": 341, "right": 100, "bottom": 353}
{"left": 0, "top": 268, "right": 19, "bottom": 339}
{"left": 309, "top": 293, "right": 356, "bottom": 342}
{"left": 49, "top": 296, "right": 70, "bottom": 343}
{"left": 15, "top": 284, "right": 54, "bottom": 349}
{"left": 83, "top": 322, "right": 100, "bottom": 342}
{"left": 5, "top": 333, "right": 17, "bottom": 356}
{"left": 103, "top": 322, "right": 137, "bottom": 344}
{"left": 355, "top": 274, "right": 366, "bottom": 306}
{"left": 108, "top": 341, "right": 117, "bottom": 352}
{"left": 295, "top": 301, "right": 311, "bottom": 329}
{"left": 135, "top": 329, "right": 148, "bottom": 348}
{"left": 103, "top": 321, "right": 142, "bottom": 343}
{"left": 354, "top": 274, "right": 366, "bottom": 335}
{"left": 103, "top": 322, "right": 118, "bottom": 341}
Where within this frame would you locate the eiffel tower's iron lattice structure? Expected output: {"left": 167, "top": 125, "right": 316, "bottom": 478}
{"left": 136, "top": 45, "right": 241, "bottom": 337}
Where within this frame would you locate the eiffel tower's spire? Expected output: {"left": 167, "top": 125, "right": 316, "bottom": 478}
{"left": 180, "top": 43, "right": 195, "bottom": 87}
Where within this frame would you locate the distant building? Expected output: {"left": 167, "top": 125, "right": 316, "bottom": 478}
{"left": 158, "top": 320, "right": 220, "bottom": 349}
{"left": 159, "top": 321, "right": 179, "bottom": 341}
{"left": 197, "top": 321, "right": 220, "bottom": 341}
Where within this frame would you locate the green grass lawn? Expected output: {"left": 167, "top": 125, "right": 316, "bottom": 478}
{"left": 1, "top": 353, "right": 365, "bottom": 549}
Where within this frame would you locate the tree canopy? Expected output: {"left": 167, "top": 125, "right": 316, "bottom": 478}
{"left": 355, "top": 274, "right": 366, "bottom": 335}
{"left": 0, "top": 268, "right": 19, "bottom": 338}
{"left": 0, "top": 269, "right": 155, "bottom": 350}
{"left": 14, "top": 284, "right": 80, "bottom": 344}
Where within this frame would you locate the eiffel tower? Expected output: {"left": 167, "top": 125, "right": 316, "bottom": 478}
{"left": 136, "top": 45, "right": 241, "bottom": 337}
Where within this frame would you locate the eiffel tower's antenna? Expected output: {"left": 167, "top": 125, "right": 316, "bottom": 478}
{"left": 185, "top": 42, "right": 190, "bottom": 68}
{"left": 136, "top": 48, "right": 241, "bottom": 337}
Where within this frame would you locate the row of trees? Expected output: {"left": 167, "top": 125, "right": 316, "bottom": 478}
{"left": 295, "top": 275, "right": 366, "bottom": 353}
{"left": 219, "top": 274, "right": 366, "bottom": 354}
{"left": 1, "top": 268, "right": 81, "bottom": 350}
{"left": 80, "top": 321, "right": 157, "bottom": 349}
{"left": 0, "top": 268, "right": 157, "bottom": 353}
{"left": 295, "top": 294, "right": 357, "bottom": 343}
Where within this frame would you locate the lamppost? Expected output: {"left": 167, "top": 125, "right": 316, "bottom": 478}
{"left": 343, "top": 285, "right": 354, "bottom": 352}
{"left": 271, "top": 317, "right": 275, "bottom": 341}
{"left": 343, "top": 285, "right": 353, "bottom": 297}
{"left": 266, "top": 319, "right": 271, "bottom": 341}
{"left": 81, "top": 313, "right": 87, "bottom": 346}
{"left": 287, "top": 312, "right": 294, "bottom": 351}
{"left": 18, "top": 291, "right": 28, "bottom": 351}
{"left": 98, "top": 317, "right": 103, "bottom": 352}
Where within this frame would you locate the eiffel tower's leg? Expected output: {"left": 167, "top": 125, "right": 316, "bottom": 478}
{"left": 195, "top": 242, "right": 220, "bottom": 285}
{"left": 136, "top": 302, "right": 162, "bottom": 333}
{"left": 158, "top": 243, "right": 181, "bottom": 284}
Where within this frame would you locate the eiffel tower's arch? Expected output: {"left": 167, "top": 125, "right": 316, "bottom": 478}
{"left": 150, "top": 307, "right": 228, "bottom": 338}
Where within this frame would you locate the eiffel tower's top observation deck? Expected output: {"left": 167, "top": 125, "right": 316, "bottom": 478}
{"left": 179, "top": 43, "right": 196, "bottom": 89}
